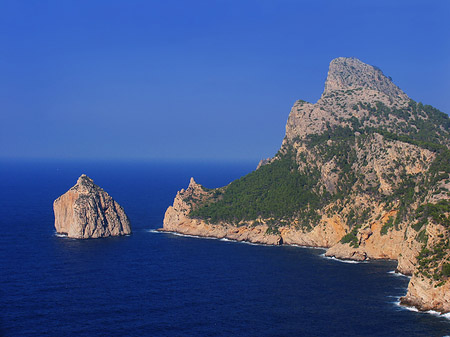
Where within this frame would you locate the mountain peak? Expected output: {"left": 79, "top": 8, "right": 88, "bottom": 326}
{"left": 77, "top": 174, "right": 94, "bottom": 187}
{"left": 74, "top": 174, "right": 100, "bottom": 193}
{"left": 323, "top": 57, "right": 408, "bottom": 99}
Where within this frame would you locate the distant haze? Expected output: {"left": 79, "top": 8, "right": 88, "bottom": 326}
{"left": 1, "top": 0, "right": 449, "bottom": 161}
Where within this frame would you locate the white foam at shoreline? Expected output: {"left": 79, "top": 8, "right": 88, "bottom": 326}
{"left": 289, "top": 244, "right": 327, "bottom": 251}
{"left": 154, "top": 231, "right": 328, "bottom": 250}
{"left": 388, "top": 270, "right": 411, "bottom": 279}
{"left": 160, "top": 231, "right": 219, "bottom": 240}
{"left": 320, "top": 253, "right": 367, "bottom": 264}
{"left": 155, "top": 230, "right": 366, "bottom": 257}
{"left": 393, "top": 297, "right": 450, "bottom": 320}
{"left": 153, "top": 230, "right": 277, "bottom": 246}
{"left": 150, "top": 229, "right": 449, "bottom": 319}
{"left": 54, "top": 233, "right": 67, "bottom": 238}
{"left": 220, "top": 238, "right": 267, "bottom": 246}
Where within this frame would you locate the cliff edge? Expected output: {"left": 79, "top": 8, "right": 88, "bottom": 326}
{"left": 161, "top": 57, "right": 450, "bottom": 314}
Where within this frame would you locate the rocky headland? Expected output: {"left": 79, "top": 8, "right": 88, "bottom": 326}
{"left": 54, "top": 174, "right": 131, "bottom": 239}
{"left": 160, "top": 57, "right": 450, "bottom": 314}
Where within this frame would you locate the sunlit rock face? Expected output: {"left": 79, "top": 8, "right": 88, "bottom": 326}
{"left": 54, "top": 174, "right": 131, "bottom": 239}
{"left": 162, "top": 57, "right": 450, "bottom": 313}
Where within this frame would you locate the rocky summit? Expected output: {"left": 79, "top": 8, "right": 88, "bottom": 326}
{"left": 161, "top": 57, "right": 450, "bottom": 314}
{"left": 54, "top": 174, "right": 131, "bottom": 239}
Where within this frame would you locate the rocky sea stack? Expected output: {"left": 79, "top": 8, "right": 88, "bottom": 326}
{"left": 161, "top": 57, "right": 450, "bottom": 313}
{"left": 54, "top": 174, "right": 131, "bottom": 239}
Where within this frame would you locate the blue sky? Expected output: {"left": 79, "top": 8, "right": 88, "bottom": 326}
{"left": 1, "top": 0, "right": 449, "bottom": 161}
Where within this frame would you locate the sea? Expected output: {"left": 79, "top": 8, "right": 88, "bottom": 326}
{"left": 1, "top": 159, "right": 449, "bottom": 337}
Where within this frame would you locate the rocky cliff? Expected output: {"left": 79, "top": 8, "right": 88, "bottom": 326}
{"left": 161, "top": 57, "right": 450, "bottom": 314}
{"left": 163, "top": 178, "right": 282, "bottom": 245}
{"left": 54, "top": 174, "right": 131, "bottom": 239}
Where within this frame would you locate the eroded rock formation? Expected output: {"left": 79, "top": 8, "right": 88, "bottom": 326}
{"left": 54, "top": 174, "right": 131, "bottom": 239}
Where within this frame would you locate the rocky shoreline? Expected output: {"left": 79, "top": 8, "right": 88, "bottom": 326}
{"left": 160, "top": 178, "right": 449, "bottom": 314}
{"left": 160, "top": 170, "right": 449, "bottom": 315}
{"left": 158, "top": 222, "right": 450, "bottom": 315}
{"left": 160, "top": 58, "right": 450, "bottom": 315}
{"left": 158, "top": 226, "right": 450, "bottom": 317}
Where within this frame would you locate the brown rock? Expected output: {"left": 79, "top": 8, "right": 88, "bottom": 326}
{"left": 325, "top": 243, "right": 368, "bottom": 261}
{"left": 323, "top": 57, "right": 408, "bottom": 99}
{"left": 161, "top": 57, "right": 450, "bottom": 314}
{"left": 256, "top": 158, "right": 271, "bottom": 170}
{"left": 400, "top": 275, "right": 450, "bottom": 313}
{"left": 160, "top": 178, "right": 282, "bottom": 245}
{"left": 54, "top": 174, "right": 131, "bottom": 239}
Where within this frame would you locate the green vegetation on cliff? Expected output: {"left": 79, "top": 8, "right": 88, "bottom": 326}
{"left": 416, "top": 235, "right": 450, "bottom": 285}
{"left": 415, "top": 200, "right": 450, "bottom": 230}
{"left": 191, "top": 113, "right": 450, "bottom": 236}
{"left": 380, "top": 216, "right": 394, "bottom": 235}
{"left": 340, "top": 226, "right": 360, "bottom": 248}
{"left": 190, "top": 147, "right": 323, "bottom": 225}
{"left": 413, "top": 199, "right": 450, "bottom": 283}
{"left": 187, "top": 76, "right": 450, "bottom": 284}
{"left": 356, "top": 100, "right": 449, "bottom": 146}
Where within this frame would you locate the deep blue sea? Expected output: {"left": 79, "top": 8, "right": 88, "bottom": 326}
{"left": 1, "top": 160, "right": 450, "bottom": 337}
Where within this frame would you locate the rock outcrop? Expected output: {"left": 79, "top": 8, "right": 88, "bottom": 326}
{"left": 323, "top": 57, "right": 408, "bottom": 100}
{"left": 161, "top": 57, "right": 450, "bottom": 314}
{"left": 401, "top": 272, "right": 450, "bottom": 313}
{"left": 54, "top": 174, "right": 131, "bottom": 239}
{"left": 162, "top": 178, "right": 282, "bottom": 245}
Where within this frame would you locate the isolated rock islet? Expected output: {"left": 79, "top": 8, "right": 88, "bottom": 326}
{"left": 54, "top": 174, "right": 131, "bottom": 239}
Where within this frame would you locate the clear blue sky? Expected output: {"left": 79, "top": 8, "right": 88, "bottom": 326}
{"left": 1, "top": 0, "right": 449, "bottom": 161}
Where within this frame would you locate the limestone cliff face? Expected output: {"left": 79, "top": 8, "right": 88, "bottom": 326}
{"left": 323, "top": 57, "right": 408, "bottom": 100}
{"left": 162, "top": 57, "right": 450, "bottom": 314}
{"left": 285, "top": 59, "right": 408, "bottom": 142}
{"left": 54, "top": 174, "right": 131, "bottom": 239}
{"left": 401, "top": 272, "right": 450, "bottom": 313}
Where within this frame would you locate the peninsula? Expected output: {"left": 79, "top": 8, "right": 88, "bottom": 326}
{"left": 161, "top": 57, "right": 450, "bottom": 313}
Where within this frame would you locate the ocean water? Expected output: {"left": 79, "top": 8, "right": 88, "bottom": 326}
{"left": 1, "top": 160, "right": 449, "bottom": 337}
